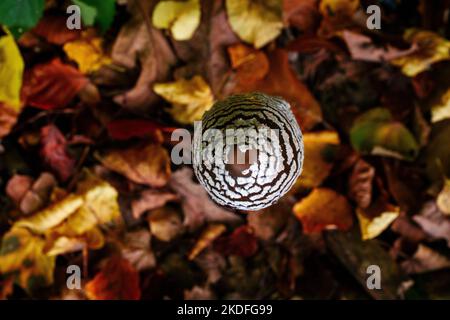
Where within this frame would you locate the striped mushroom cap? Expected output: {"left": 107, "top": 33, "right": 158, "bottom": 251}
{"left": 193, "top": 93, "right": 304, "bottom": 211}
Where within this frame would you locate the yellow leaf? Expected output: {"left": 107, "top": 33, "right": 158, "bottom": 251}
{"left": 63, "top": 32, "right": 112, "bottom": 74}
{"left": 292, "top": 131, "right": 340, "bottom": 190}
{"left": 147, "top": 207, "right": 183, "bottom": 242}
{"left": 357, "top": 207, "right": 399, "bottom": 240}
{"left": 431, "top": 88, "right": 450, "bottom": 123}
{"left": 154, "top": 75, "right": 214, "bottom": 124}
{"left": 437, "top": 179, "right": 450, "bottom": 216}
{"left": 391, "top": 29, "right": 450, "bottom": 77}
{"left": 293, "top": 188, "right": 353, "bottom": 233}
{"left": 0, "top": 227, "right": 55, "bottom": 292}
{"left": 152, "top": 0, "right": 201, "bottom": 41}
{"left": 188, "top": 224, "right": 226, "bottom": 260}
{"left": 226, "top": 0, "right": 283, "bottom": 48}
{"left": 319, "top": 0, "right": 359, "bottom": 18}
{"left": 0, "top": 28, "right": 25, "bottom": 110}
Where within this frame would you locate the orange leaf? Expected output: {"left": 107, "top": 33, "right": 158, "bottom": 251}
{"left": 32, "top": 15, "right": 81, "bottom": 45}
{"left": 0, "top": 103, "right": 18, "bottom": 138}
{"left": 22, "top": 58, "right": 88, "bottom": 110}
{"left": 86, "top": 256, "right": 141, "bottom": 300}
{"left": 98, "top": 143, "right": 171, "bottom": 187}
{"left": 293, "top": 188, "right": 353, "bottom": 233}
{"left": 228, "top": 43, "right": 269, "bottom": 85}
{"left": 233, "top": 49, "right": 322, "bottom": 131}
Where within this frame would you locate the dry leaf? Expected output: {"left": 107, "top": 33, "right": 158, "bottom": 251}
{"left": 63, "top": 32, "right": 112, "bottom": 74}
{"left": 0, "top": 103, "right": 19, "bottom": 138}
{"left": 391, "top": 29, "right": 450, "bottom": 77}
{"left": 0, "top": 28, "right": 24, "bottom": 110}
{"left": 357, "top": 207, "right": 399, "bottom": 240}
{"left": 401, "top": 244, "right": 450, "bottom": 274}
{"left": 86, "top": 256, "right": 141, "bottom": 300}
{"left": 348, "top": 159, "right": 375, "bottom": 209}
{"left": 431, "top": 88, "right": 450, "bottom": 123}
{"left": 293, "top": 131, "right": 339, "bottom": 189}
{"left": 121, "top": 229, "right": 156, "bottom": 271}
{"left": 226, "top": 0, "right": 283, "bottom": 48}
{"left": 154, "top": 75, "right": 214, "bottom": 125}
{"left": 99, "top": 143, "right": 171, "bottom": 188}
{"left": 228, "top": 43, "right": 269, "bottom": 85}
{"left": 283, "top": 0, "right": 320, "bottom": 32}
{"left": 214, "top": 225, "right": 259, "bottom": 257}
{"left": 233, "top": 49, "right": 323, "bottom": 131}
{"left": 0, "top": 227, "right": 55, "bottom": 293}
{"left": 188, "top": 224, "right": 226, "bottom": 260}
{"left": 413, "top": 201, "right": 450, "bottom": 246}
{"left": 437, "top": 180, "right": 450, "bottom": 215}
{"left": 152, "top": 0, "right": 201, "bottom": 41}
{"left": 168, "top": 168, "right": 241, "bottom": 232}
{"left": 318, "top": 0, "right": 359, "bottom": 36}
{"left": 147, "top": 206, "right": 183, "bottom": 242}
{"left": 293, "top": 188, "right": 353, "bottom": 233}
{"left": 131, "top": 189, "right": 178, "bottom": 219}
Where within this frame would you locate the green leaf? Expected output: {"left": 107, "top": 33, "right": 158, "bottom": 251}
{"left": 72, "top": 0, "right": 116, "bottom": 32}
{"left": 350, "top": 108, "right": 419, "bottom": 161}
{"left": 0, "top": 0, "right": 45, "bottom": 36}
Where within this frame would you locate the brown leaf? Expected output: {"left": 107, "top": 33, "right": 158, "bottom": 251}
{"left": 228, "top": 43, "right": 269, "bottom": 85}
{"left": 293, "top": 188, "right": 353, "bottom": 233}
{"left": 413, "top": 201, "right": 450, "bottom": 247}
{"left": 147, "top": 206, "right": 183, "bottom": 242}
{"left": 40, "top": 125, "right": 75, "bottom": 182}
{"left": 283, "top": 0, "right": 320, "bottom": 32}
{"left": 188, "top": 224, "right": 226, "bottom": 260}
{"left": 85, "top": 256, "right": 141, "bottom": 300}
{"left": 348, "top": 159, "right": 375, "bottom": 209}
{"left": 0, "top": 103, "right": 18, "bottom": 138}
{"left": 99, "top": 143, "right": 171, "bottom": 188}
{"left": 131, "top": 189, "right": 178, "bottom": 219}
{"left": 22, "top": 58, "right": 89, "bottom": 110}
{"left": 214, "top": 225, "right": 259, "bottom": 258}
{"left": 6, "top": 174, "right": 33, "bottom": 206}
{"left": 401, "top": 244, "right": 450, "bottom": 274}
{"left": 31, "top": 15, "right": 81, "bottom": 45}
{"left": 247, "top": 200, "right": 291, "bottom": 241}
{"left": 168, "top": 168, "right": 241, "bottom": 232}
{"left": 121, "top": 229, "right": 156, "bottom": 271}
{"left": 233, "top": 49, "right": 322, "bottom": 131}
{"left": 109, "top": 7, "right": 176, "bottom": 112}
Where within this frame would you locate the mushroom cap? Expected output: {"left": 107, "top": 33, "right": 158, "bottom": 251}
{"left": 193, "top": 93, "right": 304, "bottom": 211}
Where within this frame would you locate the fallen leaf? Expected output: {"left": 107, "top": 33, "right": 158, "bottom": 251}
{"left": 348, "top": 159, "right": 375, "bottom": 209}
{"left": 293, "top": 131, "right": 340, "bottom": 189}
{"left": 147, "top": 206, "right": 183, "bottom": 242}
{"left": 0, "top": 103, "right": 19, "bottom": 138}
{"left": 283, "top": 0, "right": 320, "bottom": 32}
{"left": 98, "top": 143, "right": 171, "bottom": 188}
{"left": 152, "top": 0, "right": 201, "bottom": 41}
{"left": 293, "top": 188, "right": 353, "bottom": 233}
{"left": 6, "top": 174, "right": 33, "bottom": 206}
{"left": 357, "top": 207, "right": 399, "bottom": 240}
{"left": 401, "top": 244, "right": 450, "bottom": 274}
{"left": 85, "top": 256, "right": 141, "bottom": 300}
{"left": 437, "top": 179, "right": 450, "bottom": 215}
{"left": 193, "top": 249, "right": 226, "bottom": 284}
{"left": 431, "top": 88, "right": 450, "bottom": 123}
{"left": 0, "top": 28, "right": 24, "bottom": 109}
{"left": 107, "top": 119, "right": 176, "bottom": 141}
{"left": 131, "top": 189, "right": 178, "bottom": 219}
{"left": 228, "top": 43, "right": 270, "bottom": 85}
{"left": 188, "top": 224, "right": 226, "bottom": 260}
{"left": 32, "top": 14, "right": 81, "bottom": 45}
{"left": 247, "top": 200, "right": 291, "bottom": 241}
{"left": 341, "top": 30, "right": 418, "bottom": 63}
{"left": 168, "top": 168, "right": 241, "bottom": 232}
{"left": 226, "top": 0, "right": 283, "bottom": 48}
{"left": 425, "top": 120, "right": 450, "bottom": 184}
{"left": 233, "top": 49, "right": 323, "bottom": 131}
{"left": 214, "top": 225, "right": 259, "bottom": 257}
{"left": 109, "top": 5, "right": 176, "bottom": 112}
{"left": 184, "top": 285, "right": 216, "bottom": 300}
{"left": 121, "top": 229, "right": 156, "bottom": 271}
{"left": 350, "top": 108, "right": 419, "bottom": 161}
{"left": 413, "top": 201, "right": 450, "bottom": 246}
{"left": 22, "top": 58, "right": 89, "bottom": 110}
{"left": 40, "top": 125, "right": 76, "bottom": 182}
{"left": 0, "top": 227, "right": 55, "bottom": 293}
{"left": 391, "top": 29, "right": 450, "bottom": 77}
{"left": 63, "top": 31, "right": 112, "bottom": 74}
{"left": 318, "top": 0, "right": 359, "bottom": 37}
{"left": 154, "top": 75, "right": 214, "bottom": 125}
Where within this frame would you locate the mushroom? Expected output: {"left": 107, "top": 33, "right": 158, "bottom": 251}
{"left": 193, "top": 93, "right": 304, "bottom": 211}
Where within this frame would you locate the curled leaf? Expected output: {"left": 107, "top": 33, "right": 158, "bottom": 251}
{"left": 226, "top": 0, "right": 283, "bottom": 48}
{"left": 152, "top": 0, "right": 201, "bottom": 41}
{"left": 154, "top": 75, "right": 214, "bottom": 125}
{"left": 293, "top": 188, "right": 353, "bottom": 233}
{"left": 357, "top": 207, "right": 399, "bottom": 241}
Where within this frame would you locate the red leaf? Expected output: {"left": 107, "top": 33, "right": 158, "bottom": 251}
{"left": 32, "top": 15, "right": 81, "bottom": 45}
{"left": 214, "top": 225, "right": 259, "bottom": 257}
{"left": 40, "top": 125, "right": 75, "bottom": 181}
{"left": 86, "top": 256, "right": 141, "bottom": 300}
{"left": 107, "top": 119, "right": 176, "bottom": 141}
{"left": 22, "top": 58, "right": 88, "bottom": 110}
